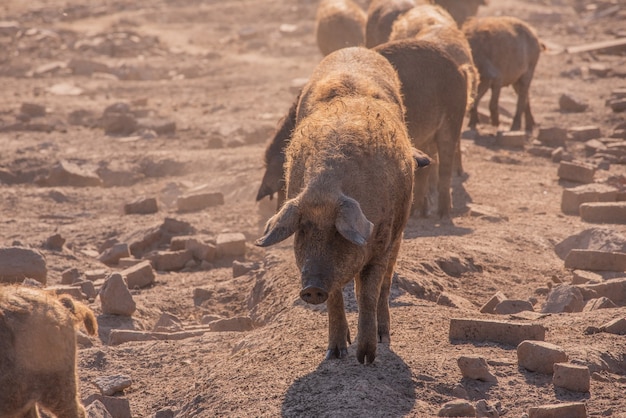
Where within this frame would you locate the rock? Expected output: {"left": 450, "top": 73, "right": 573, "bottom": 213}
{"left": 568, "top": 125, "right": 602, "bottom": 142}
{"left": 537, "top": 127, "right": 568, "bottom": 147}
{"left": 475, "top": 399, "right": 500, "bottom": 418}
{"left": 85, "top": 400, "right": 112, "bottom": 418}
{"left": 68, "top": 58, "right": 110, "bottom": 76}
{"left": 457, "top": 355, "right": 497, "bottom": 382}
{"left": 98, "top": 243, "right": 130, "bottom": 265}
{"left": 583, "top": 297, "right": 617, "bottom": 311}
{"left": 0, "top": 246, "right": 47, "bottom": 284}
{"left": 517, "top": 340, "right": 568, "bottom": 374}
{"left": 44, "top": 233, "right": 66, "bottom": 250}
{"left": 176, "top": 192, "right": 224, "bottom": 212}
{"left": 437, "top": 399, "right": 476, "bottom": 417}
{"left": 579, "top": 202, "right": 626, "bottom": 223}
{"left": 93, "top": 374, "right": 132, "bottom": 396}
{"left": 561, "top": 183, "right": 618, "bottom": 215}
{"left": 149, "top": 249, "right": 193, "bottom": 271}
{"left": 123, "top": 197, "right": 158, "bottom": 214}
{"left": 436, "top": 292, "right": 476, "bottom": 310}
{"left": 122, "top": 260, "right": 155, "bottom": 289}
{"left": 553, "top": 363, "right": 590, "bottom": 392}
{"left": 527, "top": 402, "right": 587, "bottom": 418}
{"left": 571, "top": 270, "right": 602, "bottom": 285}
{"left": 102, "top": 112, "right": 137, "bottom": 135}
{"left": 494, "top": 299, "right": 534, "bottom": 315}
{"left": 216, "top": 233, "right": 246, "bottom": 258}
{"left": 557, "top": 161, "right": 595, "bottom": 184}
{"left": 62, "top": 267, "right": 81, "bottom": 284}
{"left": 185, "top": 237, "right": 217, "bottom": 262}
{"left": 99, "top": 273, "right": 136, "bottom": 316}
{"left": 153, "top": 312, "right": 183, "bottom": 332}
{"left": 48, "top": 285, "right": 85, "bottom": 301}
{"left": 83, "top": 394, "right": 132, "bottom": 418}
{"left": 232, "top": 260, "right": 258, "bottom": 278}
{"left": 209, "top": 316, "right": 254, "bottom": 332}
{"left": 73, "top": 280, "right": 97, "bottom": 300}
{"left": 154, "top": 408, "right": 176, "bottom": 418}
{"left": 20, "top": 102, "right": 46, "bottom": 117}
{"left": 127, "top": 217, "right": 195, "bottom": 258}
{"left": 576, "top": 277, "right": 626, "bottom": 303}
{"left": 559, "top": 93, "right": 588, "bottom": 112}
{"left": 555, "top": 227, "right": 626, "bottom": 259}
{"left": 496, "top": 130, "right": 527, "bottom": 148}
{"left": 564, "top": 249, "right": 626, "bottom": 271}
{"left": 541, "top": 284, "right": 584, "bottom": 313}
{"left": 38, "top": 160, "right": 103, "bottom": 187}
{"left": 480, "top": 291, "right": 507, "bottom": 314}
{"left": 601, "top": 317, "right": 626, "bottom": 335}
{"left": 449, "top": 318, "right": 546, "bottom": 346}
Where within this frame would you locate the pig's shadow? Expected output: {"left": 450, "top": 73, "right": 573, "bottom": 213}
{"left": 281, "top": 344, "right": 416, "bottom": 417}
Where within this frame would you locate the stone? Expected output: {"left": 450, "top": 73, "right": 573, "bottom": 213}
{"left": 437, "top": 400, "right": 476, "bottom": 417}
{"left": 571, "top": 270, "right": 602, "bottom": 285}
{"left": 517, "top": 340, "right": 568, "bottom": 374}
{"left": 72, "top": 280, "right": 98, "bottom": 300}
{"left": 61, "top": 267, "right": 81, "bottom": 284}
{"left": 123, "top": 197, "right": 158, "bottom": 214}
{"left": 85, "top": 399, "right": 113, "bottom": 418}
{"left": 583, "top": 297, "right": 617, "bottom": 311}
{"left": 98, "top": 243, "right": 130, "bottom": 266}
{"left": 68, "top": 58, "right": 110, "bottom": 76}
{"left": 153, "top": 312, "right": 183, "bottom": 333}
{"left": 475, "top": 399, "right": 499, "bottom": 418}
{"left": 93, "top": 374, "right": 132, "bottom": 396}
{"left": 99, "top": 273, "right": 136, "bottom": 316}
{"left": 449, "top": 318, "right": 546, "bottom": 346}
{"left": 557, "top": 161, "right": 595, "bottom": 184}
{"left": 216, "top": 233, "right": 246, "bottom": 258}
{"left": 20, "top": 102, "right": 46, "bottom": 117}
{"left": 457, "top": 355, "right": 497, "bottom": 382}
{"left": 541, "top": 284, "right": 584, "bottom": 313}
{"left": 154, "top": 408, "right": 176, "bottom": 418}
{"left": 176, "top": 192, "right": 224, "bottom": 212}
{"left": 553, "top": 363, "right": 590, "bottom": 392}
{"left": 44, "top": 233, "right": 65, "bottom": 250}
{"left": 480, "top": 291, "right": 507, "bottom": 314}
{"left": 537, "top": 127, "right": 568, "bottom": 147}
{"left": 561, "top": 184, "right": 617, "bottom": 215}
{"left": 497, "top": 130, "right": 527, "bottom": 148}
{"left": 209, "top": 316, "right": 254, "bottom": 332}
{"left": 102, "top": 112, "right": 137, "bottom": 136}
{"left": 83, "top": 394, "right": 131, "bottom": 418}
{"left": 122, "top": 260, "right": 155, "bottom": 289}
{"left": 559, "top": 94, "right": 588, "bottom": 112}
{"left": 601, "top": 317, "right": 626, "bottom": 335}
{"left": 0, "top": 247, "right": 47, "bottom": 284}
{"left": 576, "top": 277, "right": 626, "bottom": 303}
{"left": 232, "top": 260, "right": 258, "bottom": 278}
{"left": 568, "top": 126, "right": 601, "bottom": 142}
{"left": 494, "top": 299, "right": 534, "bottom": 315}
{"left": 48, "top": 285, "right": 85, "bottom": 301}
{"left": 579, "top": 202, "right": 626, "bottom": 223}
{"left": 149, "top": 249, "right": 193, "bottom": 271}
{"left": 38, "top": 160, "right": 103, "bottom": 187}
{"left": 184, "top": 237, "right": 217, "bottom": 261}
{"left": 564, "top": 249, "right": 626, "bottom": 271}
{"left": 527, "top": 402, "right": 587, "bottom": 418}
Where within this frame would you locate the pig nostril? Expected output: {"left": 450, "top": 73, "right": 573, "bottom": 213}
{"left": 300, "top": 286, "right": 328, "bottom": 304}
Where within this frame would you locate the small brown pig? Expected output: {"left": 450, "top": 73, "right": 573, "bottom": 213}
{"left": 255, "top": 46, "right": 429, "bottom": 364}
{"left": 0, "top": 285, "right": 98, "bottom": 418}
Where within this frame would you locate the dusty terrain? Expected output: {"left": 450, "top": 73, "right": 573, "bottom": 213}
{"left": 1, "top": 0, "right": 626, "bottom": 416}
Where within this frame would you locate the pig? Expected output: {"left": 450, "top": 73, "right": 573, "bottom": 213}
{"left": 255, "top": 100, "right": 297, "bottom": 210}
{"left": 434, "top": 0, "right": 488, "bottom": 27}
{"left": 462, "top": 16, "right": 544, "bottom": 132}
{"left": 364, "top": 0, "right": 419, "bottom": 48}
{"left": 375, "top": 39, "right": 470, "bottom": 217}
{"left": 255, "top": 46, "right": 429, "bottom": 364}
{"left": 315, "top": 0, "right": 367, "bottom": 56}
{"left": 0, "top": 285, "right": 98, "bottom": 418}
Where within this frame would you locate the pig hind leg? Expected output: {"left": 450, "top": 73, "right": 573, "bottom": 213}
{"left": 325, "top": 290, "right": 351, "bottom": 360}
{"left": 377, "top": 240, "right": 403, "bottom": 345}
{"left": 512, "top": 73, "right": 535, "bottom": 132}
{"left": 467, "top": 78, "right": 490, "bottom": 130}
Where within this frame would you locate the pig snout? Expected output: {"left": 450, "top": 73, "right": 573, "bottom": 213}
{"left": 300, "top": 285, "right": 328, "bottom": 304}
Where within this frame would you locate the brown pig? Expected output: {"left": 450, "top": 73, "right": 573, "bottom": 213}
{"left": 315, "top": 0, "right": 367, "bottom": 56}
{"left": 463, "top": 16, "right": 543, "bottom": 132}
{"left": 255, "top": 47, "right": 429, "bottom": 364}
{"left": 0, "top": 285, "right": 98, "bottom": 418}
{"left": 364, "top": 0, "right": 418, "bottom": 48}
{"left": 434, "top": 0, "right": 488, "bottom": 27}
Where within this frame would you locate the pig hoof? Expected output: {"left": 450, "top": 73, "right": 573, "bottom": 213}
{"left": 325, "top": 347, "right": 348, "bottom": 360}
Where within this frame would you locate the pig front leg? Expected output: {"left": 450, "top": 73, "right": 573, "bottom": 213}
{"left": 355, "top": 263, "right": 386, "bottom": 364}
{"left": 325, "top": 290, "right": 351, "bottom": 360}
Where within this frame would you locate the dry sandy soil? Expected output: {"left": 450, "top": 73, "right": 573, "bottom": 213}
{"left": 1, "top": 0, "right": 626, "bottom": 416}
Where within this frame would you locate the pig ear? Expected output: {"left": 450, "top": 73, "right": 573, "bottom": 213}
{"left": 336, "top": 195, "right": 373, "bottom": 246}
{"left": 255, "top": 198, "right": 299, "bottom": 247}
{"left": 412, "top": 148, "right": 431, "bottom": 169}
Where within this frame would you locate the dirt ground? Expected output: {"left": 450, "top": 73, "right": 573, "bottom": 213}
{"left": 1, "top": 0, "right": 626, "bottom": 416}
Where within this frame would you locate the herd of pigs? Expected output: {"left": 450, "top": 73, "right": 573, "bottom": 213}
{"left": 0, "top": 0, "right": 597, "bottom": 416}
